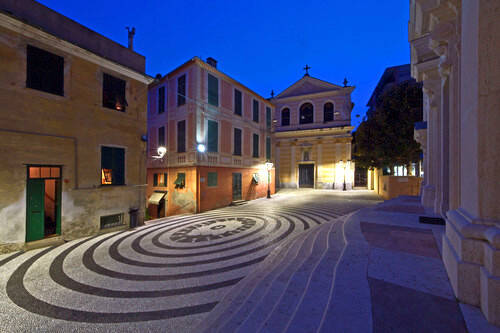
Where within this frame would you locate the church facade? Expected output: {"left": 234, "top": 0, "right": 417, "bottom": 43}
{"left": 271, "top": 73, "right": 355, "bottom": 190}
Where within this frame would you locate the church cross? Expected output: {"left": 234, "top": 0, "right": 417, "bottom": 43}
{"left": 303, "top": 64, "right": 311, "bottom": 76}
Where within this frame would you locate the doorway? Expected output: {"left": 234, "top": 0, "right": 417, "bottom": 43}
{"left": 232, "top": 173, "right": 242, "bottom": 201}
{"left": 26, "top": 166, "right": 61, "bottom": 242}
{"left": 299, "top": 164, "right": 314, "bottom": 188}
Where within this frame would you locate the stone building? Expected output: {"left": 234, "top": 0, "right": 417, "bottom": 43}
{"left": 410, "top": 0, "right": 500, "bottom": 325}
{"left": 271, "top": 73, "right": 355, "bottom": 190}
{"left": 146, "top": 57, "right": 275, "bottom": 218}
{"left": 0, "top": 0, "right": 152, "bottom": 253}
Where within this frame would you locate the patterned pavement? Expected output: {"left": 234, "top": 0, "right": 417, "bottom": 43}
{"left": 0, "top": 190, "right": 381, "bottom": 332}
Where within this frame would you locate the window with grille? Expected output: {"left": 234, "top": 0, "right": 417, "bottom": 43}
{"left": 26, "top": 45, "right": 64, "bottom": 96}
{"left": 100, "top": 213, "right": 124, "bottom": 229}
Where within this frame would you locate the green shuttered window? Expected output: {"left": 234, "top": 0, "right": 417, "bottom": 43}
{"left": 266, "top": 107, "right": 272, "bottom": 128}
{"left": 207, "top": 172, "right": 218, "bottom": 187}
{"left": 177, "top": 74, "right": 186, "bottom": 106}
{"left": 253, "top": 133, "right": 259, "bottom": 158}
{"left": 208, "top": 120, "right": 218, "bottom": 153}
{"left": 266, "top": 137, "right": 271, "bottom": 160}
{"left": 234, "top": 89, "right": 242, "bottom": 116}
{"left": 158, "top": 86, "right": 165, "bottom": 114}
{"left": 208, "top": 73, "right": 219, "bottom": 107}
{"left": 177, "top": 120, "right": 186, "bottom": 153}
{"left": 234, "top": 128, "right": 242, "bottom": 156}
{"left": 253, "top": 100, "right": 259, "bottom": 122}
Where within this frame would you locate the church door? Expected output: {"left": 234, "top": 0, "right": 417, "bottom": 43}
{"left": 298, "top": 164, "right": 314, "bottom": 188}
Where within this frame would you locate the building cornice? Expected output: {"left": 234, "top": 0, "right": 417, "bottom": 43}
{"left": 271, "top": 87, "right": 355, "bottom": 103}
{"left": 275, "top": 126, "right": 354, "bottom": 139}
{"left": 0, "top": 12, "right": 154, "bottom": 84}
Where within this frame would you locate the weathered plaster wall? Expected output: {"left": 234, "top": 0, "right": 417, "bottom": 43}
{"left": 0, "top": 24, "right": 148, "bottom": 252}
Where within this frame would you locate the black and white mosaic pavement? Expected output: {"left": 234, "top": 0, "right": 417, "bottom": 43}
{"left": 0, "top": 190, "right": 381, "bottom": 332}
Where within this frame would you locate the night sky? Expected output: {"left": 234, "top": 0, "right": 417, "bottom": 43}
{"left": 37, "top": 0, "right": 410, "bottom": 128}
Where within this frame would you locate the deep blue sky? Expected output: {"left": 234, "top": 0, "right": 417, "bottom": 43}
{"left": 38, "top": 0, "right": 410, "bottom": 128}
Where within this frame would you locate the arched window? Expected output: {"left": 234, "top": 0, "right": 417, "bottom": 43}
{"left": 324, "top": 102, "right": 334, "bottom": 122}
{"left": 281, "top": 108, "right": 290, "bottom": 126}
{"left": 299, "top": 103, "right": 314, "bottom": 124}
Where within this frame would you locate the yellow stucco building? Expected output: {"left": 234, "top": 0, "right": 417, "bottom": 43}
{"left": 271, "top": 73, "right": 355, "bottom": 190}
{"left": 0, "top": 1, "right": 152, "bottom": 253}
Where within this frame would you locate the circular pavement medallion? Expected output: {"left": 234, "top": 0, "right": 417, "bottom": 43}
{"left": 170, "top": 217, "right": 257, "bottom": 243}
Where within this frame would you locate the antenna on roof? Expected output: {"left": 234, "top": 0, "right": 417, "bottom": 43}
{"left": 126, "top": 27, "right": 136, "bottom": 50}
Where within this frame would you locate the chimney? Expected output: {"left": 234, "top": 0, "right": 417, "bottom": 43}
{"left": 126, "top": 27, "right": 136, "bottom": 50}
{"left": 206, "top": 57, "right": 217, "bottom": 68}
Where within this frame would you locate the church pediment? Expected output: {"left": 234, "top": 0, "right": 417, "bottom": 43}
{"left": 275, "top": 76, "right": 344, "bottom": 99}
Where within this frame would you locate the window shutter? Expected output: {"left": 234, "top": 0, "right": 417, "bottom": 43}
{"left": 208, "top": 120, "right": 218, "bottom": 152}
{"left": 177, "top": 120, "right": 186, "bottom": 152}
{"left": 253, "top": 134, "right": 259, "bottom": 158}
{"left": 158, "top": 86, "right": 165, "bottom": 114}
{"left": 282, "top": 108, "right": 290, "bottom": 126}
{"left": 234, "top": 128, "right": 242, "bottom": 156}
{"left": 253, "top": 100, "right": 259, "bottom": 122}
{"left": 101, "top": 146, "right": 113, "bottom": 170}
{"left": 113, "top": 148, "right": 125, "bottom": 185}
{"left": 158, "top": 126, "right": 165, "bottom": 147}
{"left": 177, "top": 75, "right": 186, "bottom": 106}
{"left": 234, "top": 89, "right": 242, "bottom": 115}
{"left": 208, "top": 74, "right": 219, "bottom": 106}
{"left": 266, "top": 107, "right": 271, "bottom": 128}
{"left": 266, "top": 137, "right": 271, "bottom": 160}
{"left": 207, "top": 172, "right": 218, "bottom": 187}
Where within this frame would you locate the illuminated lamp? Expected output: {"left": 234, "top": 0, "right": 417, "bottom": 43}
{"left": 197, "top": 143, "right": 206, "bottom": 153}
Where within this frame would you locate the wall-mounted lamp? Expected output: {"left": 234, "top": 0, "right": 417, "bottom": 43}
{"left": 153, "top": 146, "right": 167, "bottom": 159}
{"left": 197, "top": 143, "right": 206, "bottom": 153}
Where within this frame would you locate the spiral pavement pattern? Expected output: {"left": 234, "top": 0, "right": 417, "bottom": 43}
{"left": 0, "top": 190, "right": 381, "bottom": 332}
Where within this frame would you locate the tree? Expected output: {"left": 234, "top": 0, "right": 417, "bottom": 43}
{"left": 353, "top": 81, "right": 423, "bottom": 171}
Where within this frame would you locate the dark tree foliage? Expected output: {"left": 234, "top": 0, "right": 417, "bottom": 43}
{"left": 353, "top": 81, "right": 423, "bottom": 170}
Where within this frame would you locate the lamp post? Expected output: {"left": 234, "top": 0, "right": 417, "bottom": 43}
{"left": 265, "top": 161, "right": 273, "bottom": 198}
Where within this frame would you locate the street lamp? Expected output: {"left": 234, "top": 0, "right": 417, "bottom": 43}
{"left": 265, "top": 161, "right": 273, "bottom": 199}
{"left": 343, "top": 159, "right": 351, "bottom": 191}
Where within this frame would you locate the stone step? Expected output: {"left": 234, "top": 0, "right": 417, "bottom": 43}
{"left": 199, "top": 229, "right": 313, "bottom": 332}
{"left": 199, "top": 218, "right": 348, "bottom": 333}
{"left": 230, "top": 200, "right": 248, "bottom": 206}
{"left": 284, "top": 220, "right": 346, "bottom": 332}
{"left": 255, "top": 222, "right": 334, "bottom": 333}
{"left": 218, "top": 226, "right": 326, "bottom": 333}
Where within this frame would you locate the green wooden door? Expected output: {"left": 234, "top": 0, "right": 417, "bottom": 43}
{"left": 232, "top": 173, "right": 242, "bottom": 201}
{"left": 26, "top": 179, "right": 44, "bottom": 242}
